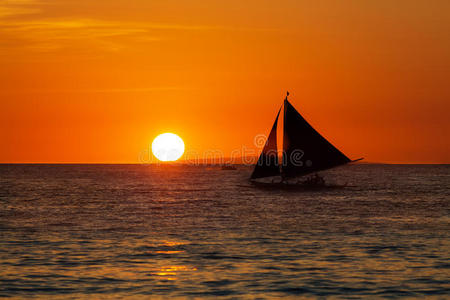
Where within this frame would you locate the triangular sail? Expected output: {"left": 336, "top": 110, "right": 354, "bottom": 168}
{"left": 250, "top": 109, "right": 281, "bottom": 179}
{"left": 282, "top": 99, "right": 350, "bottom": 178}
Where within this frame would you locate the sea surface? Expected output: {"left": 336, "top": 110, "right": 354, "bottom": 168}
{"left": 0, "top": 164, "right": 449, "bottom": 299}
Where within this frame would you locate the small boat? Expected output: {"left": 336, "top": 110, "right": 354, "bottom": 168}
{"left": 221, "top": 164, "right": 237, "bottom": 170}
{"left": 250, "top": 92, "right": 362, "bottom": 187}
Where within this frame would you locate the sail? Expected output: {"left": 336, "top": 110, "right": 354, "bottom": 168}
{"left": 250, "top": 109, "right": 281, "bottom": 179}
{"left": 282, "top": 99, "right": 350, "bottom": 178}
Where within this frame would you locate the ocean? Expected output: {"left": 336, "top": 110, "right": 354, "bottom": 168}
{"left": 0, "top": 164, "right": 449, "bottom": 299}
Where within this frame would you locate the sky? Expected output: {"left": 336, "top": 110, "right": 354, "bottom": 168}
{"left": 1, "top": 0, "right": 449, "bottom": 163}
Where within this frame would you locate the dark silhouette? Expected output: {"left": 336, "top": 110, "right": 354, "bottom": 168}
{"left": 251, "top": 92, "right": 362, "bottom": 185}
{"left": 250, "top": 107, "right": 281, "bottom": 179}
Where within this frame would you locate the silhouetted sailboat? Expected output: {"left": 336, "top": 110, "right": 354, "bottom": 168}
{"left": 251, "top": 92, "right": 362, "bottom": 187}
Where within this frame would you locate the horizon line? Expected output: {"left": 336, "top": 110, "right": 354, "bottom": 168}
{"left": 0, "top": 162, "right": 449, "bottom": 165}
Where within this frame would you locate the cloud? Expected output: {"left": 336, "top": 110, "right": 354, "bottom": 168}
{"left": 0, "top": 86, "right": 187, "bottom": 94}
{"left": 0, "top": 0, "right": 40, "bottom": 18}
{"left": 0, "top": 0, "right": 273, "bottom": 57}
{"left": 0, "top": 18, "right": 161, "bottom": 54}
{"left": 0, "top": 19, "right": 270, "bottom": 56}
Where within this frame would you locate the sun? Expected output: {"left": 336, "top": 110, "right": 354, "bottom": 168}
{"left": 152, "top": 133, "right": 185, "bottom": 162}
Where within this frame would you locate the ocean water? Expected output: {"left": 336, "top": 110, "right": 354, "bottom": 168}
{"left": 0, "top": 164, "right": 449, "bottom": 299}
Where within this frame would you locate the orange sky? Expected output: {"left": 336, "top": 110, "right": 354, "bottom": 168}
{"left": 1, "top": 0, "right": 449, "bottom": 163}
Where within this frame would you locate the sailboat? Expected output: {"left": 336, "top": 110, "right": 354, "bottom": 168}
{"left": 250, "top": 92, "right": 362, "bottom": 188}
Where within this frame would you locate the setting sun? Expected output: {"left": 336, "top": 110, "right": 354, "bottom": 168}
{"left": 151, "top": 133, "right": 185, "bottom": 162}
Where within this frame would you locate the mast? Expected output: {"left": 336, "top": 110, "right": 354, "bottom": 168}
{"left": 281, "top": 92, "right": 289, "bottom": 180}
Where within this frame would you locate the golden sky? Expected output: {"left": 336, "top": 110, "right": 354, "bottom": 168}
{"left": 1, "top": 0, "right": 449, "bottom": 163}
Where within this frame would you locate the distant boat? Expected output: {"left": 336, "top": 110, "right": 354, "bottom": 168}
{"left": 250, "top": 92, "right": 362, "bottom": 187}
